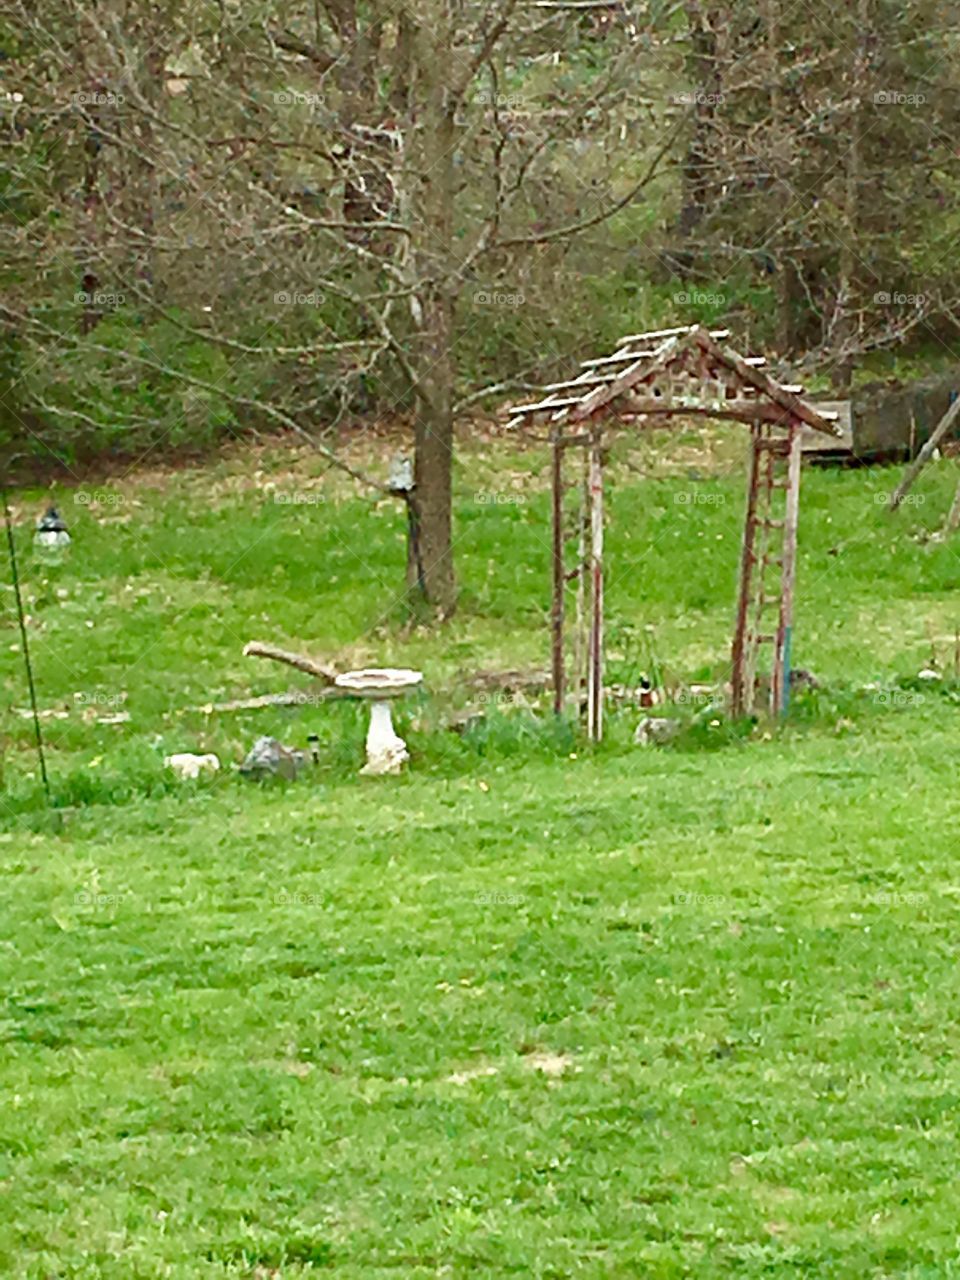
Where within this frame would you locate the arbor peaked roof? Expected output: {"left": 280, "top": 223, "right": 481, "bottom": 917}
{"left": 506, "top": 324, "right": 842, "bottom": 437}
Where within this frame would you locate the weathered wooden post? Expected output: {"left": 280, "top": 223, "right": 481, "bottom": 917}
{"left": 551, "top": 435, "right": 565, "bottom": 715}
{"left": 586, "top": 430, "right": 605, "bottom": 741}
{"left": 731, "top": 422, "right": 762, "bottom": 717}
{"left": 573, "top": 447, "right": 589, "bottom": 719}
{"left": 771, "top": 422, "right": 802, "bottom": 715}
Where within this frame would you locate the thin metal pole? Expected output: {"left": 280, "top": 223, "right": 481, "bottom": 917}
{"left": 2, "top": 486, "right": 50, "bottom": 799}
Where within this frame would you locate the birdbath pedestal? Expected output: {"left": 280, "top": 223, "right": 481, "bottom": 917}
{"left": 334, "top": 668, "right": 423, "bottom": 775}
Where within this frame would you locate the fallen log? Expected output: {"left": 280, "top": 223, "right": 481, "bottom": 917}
{"left": 462, "top": 668, "right": 551, "bottom": 694}
{"left": 243, "top": 641, "right": 338, "bottom": 683}
{"left": 181, "top": 690, "right": 336, "bottom": 715}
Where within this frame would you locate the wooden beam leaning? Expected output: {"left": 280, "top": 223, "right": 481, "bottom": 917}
{"left": 943, "top": 479, "right": 960, "bottom": 536}
{"left": 889, "top": 394, "right": 960, "bottom": 509}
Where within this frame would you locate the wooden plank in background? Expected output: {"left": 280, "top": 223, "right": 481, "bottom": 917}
{"left": 801, "top": 400, "right": 854, "bottom": 452}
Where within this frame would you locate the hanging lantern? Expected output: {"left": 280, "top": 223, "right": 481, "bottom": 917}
{"left": 35, "top": 504, "right": 70, "bottom": 558}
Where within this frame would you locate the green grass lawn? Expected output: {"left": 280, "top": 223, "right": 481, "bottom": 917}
{"left": 3, "top": 432, "right": 960, "bottom": 1275}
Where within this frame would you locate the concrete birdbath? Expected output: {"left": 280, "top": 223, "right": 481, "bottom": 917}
{"left": 334, "top": 668, "right": 423, "bottom": 775}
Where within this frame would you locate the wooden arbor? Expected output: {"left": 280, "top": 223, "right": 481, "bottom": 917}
{"left": 507, "top": 325, "right": 841, "bottom": 738}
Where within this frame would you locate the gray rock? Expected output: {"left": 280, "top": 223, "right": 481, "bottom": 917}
{"left": 239, "top": 735, "right": 306, "bottom": 780}
{"left": 634, "top": 716, "right": 680, "bottom": 746}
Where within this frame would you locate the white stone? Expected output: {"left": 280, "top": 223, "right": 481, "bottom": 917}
{"left": 164, "top": 752, "right": 220, "bottom": 780}
{"left": 634, "top": 717, "right": 679, "bottom": 747}
{"left": 35, "top": 530, "right": 70, "bottom": 550}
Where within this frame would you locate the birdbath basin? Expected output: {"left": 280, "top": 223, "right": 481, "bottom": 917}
{"left": 334, "top": 668, "right": 423, "bottom": 775}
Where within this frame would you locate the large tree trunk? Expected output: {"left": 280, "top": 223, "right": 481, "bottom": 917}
{"left": 831, "top": 0, "right": 870, "bottom": 389}
{"left": 677, "top": 4, "right": 723, "bottom": 255}
{"left": 406, "top": 2, "right": 457, "bottom": 613}
{"left": 412, "top": 320, "right": 456, "bottom": 610}
{"left": 410, "top": 264, "right": 457, "bottom": 611}
{"left": 763, "top": 0, "right": 799, "bottom": 354}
